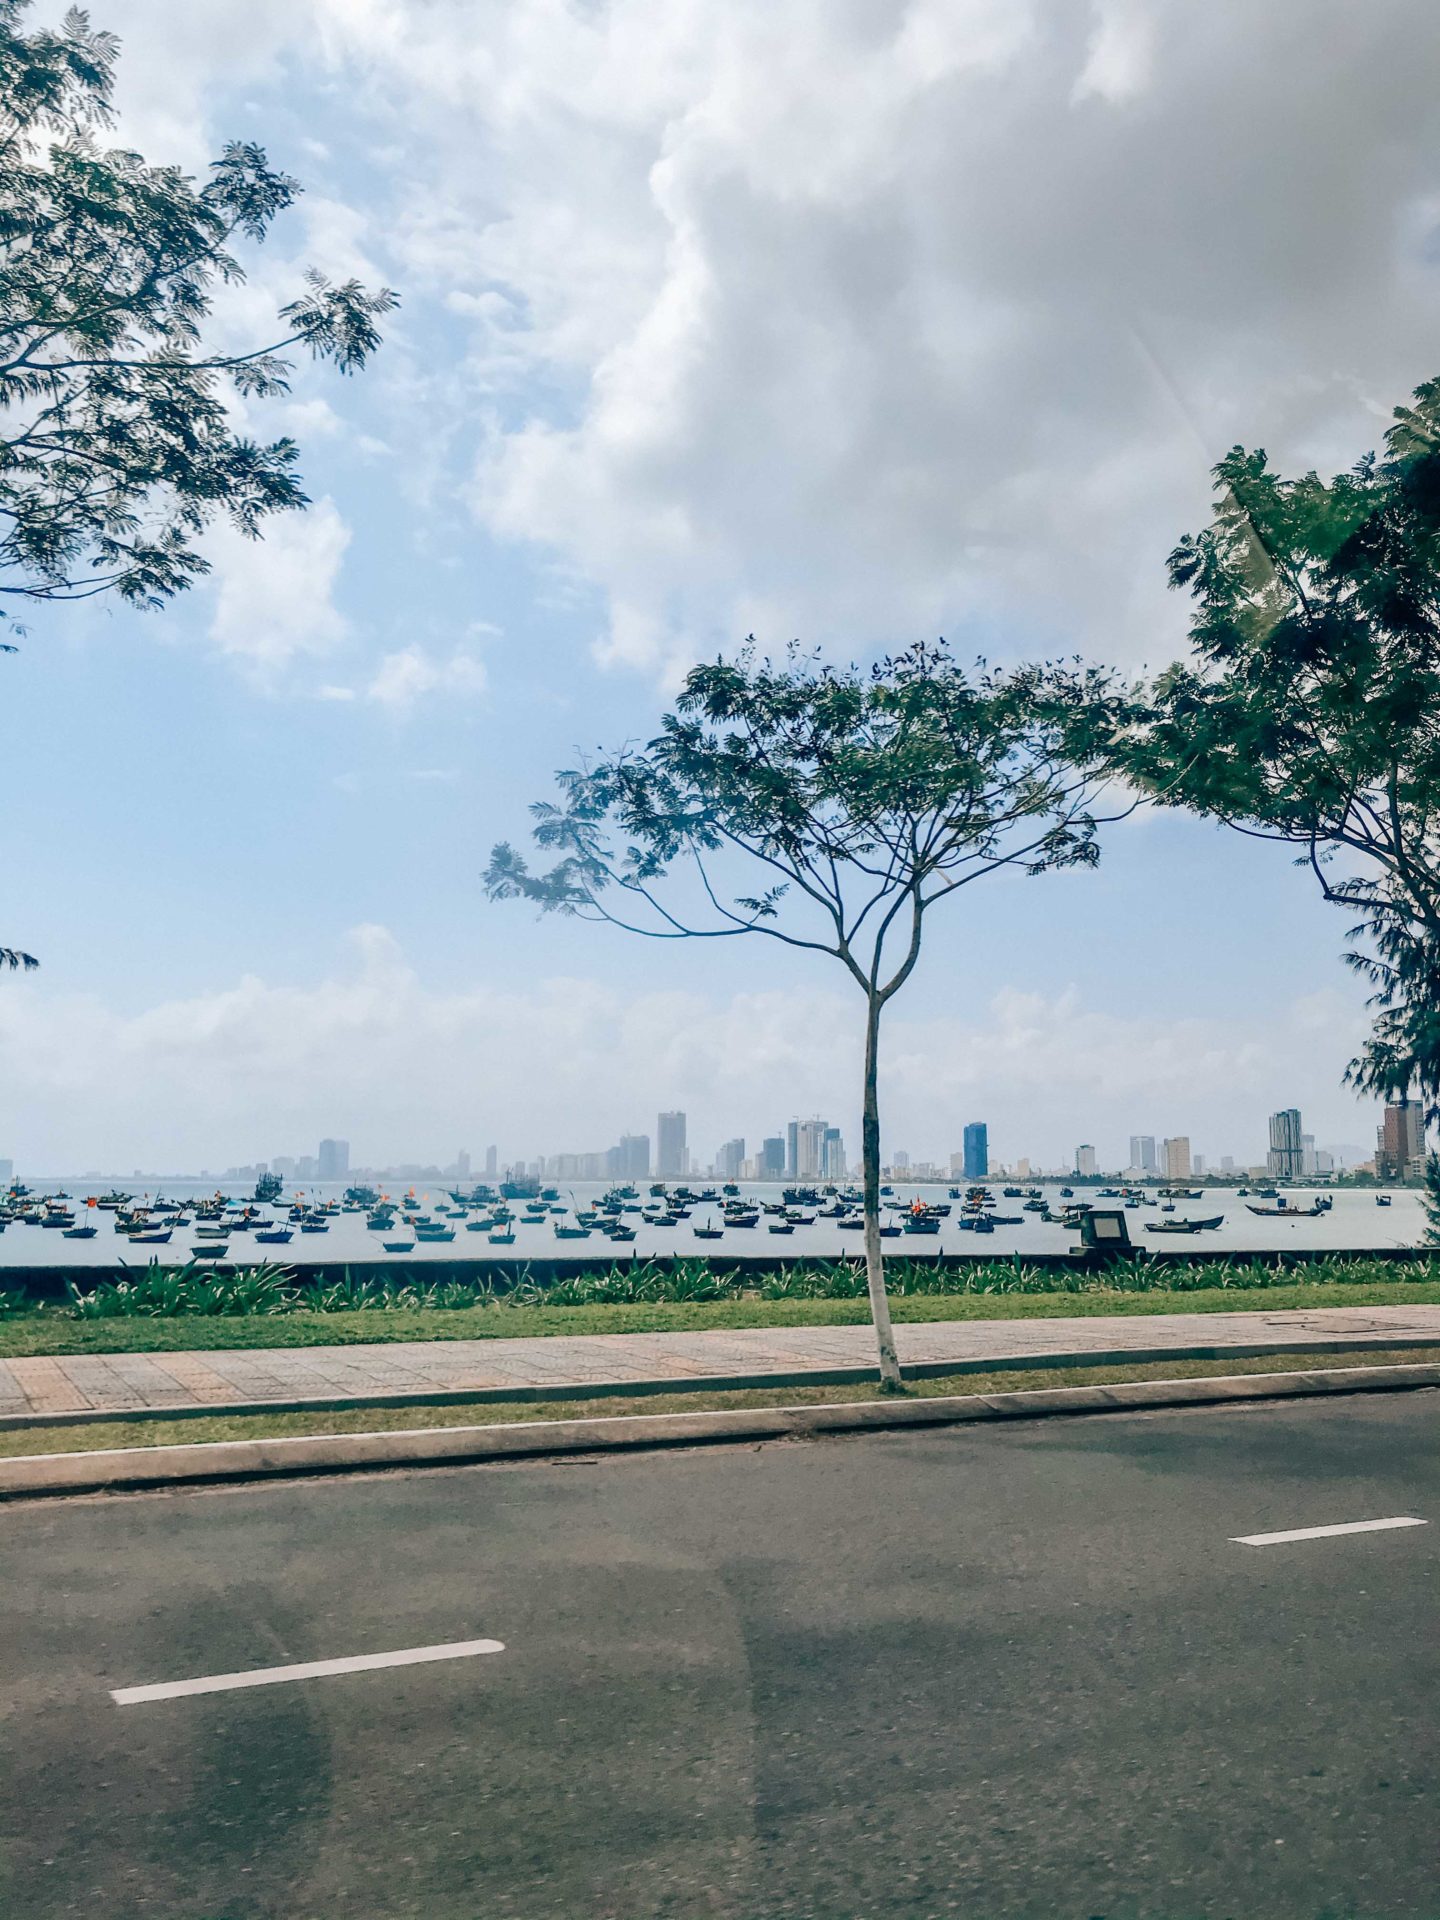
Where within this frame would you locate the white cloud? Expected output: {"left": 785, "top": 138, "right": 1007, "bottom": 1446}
{"left": 92, "top": 1, "right": 1440, "bottom": 680}
{"left": 0, "top": 932, "right": 1379, "bottom": 1170}
{"left": 364, "top": 644, "right": 489, "bottom": 709}
{"left": 207, "top": 497, "right": 351, "bottom": 678}
{"left": 1072, "top": 0, "right": 1156, "bottom": 103}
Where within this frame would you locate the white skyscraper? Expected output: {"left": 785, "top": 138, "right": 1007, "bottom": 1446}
{"left": 1128, "top": 1135, "right": 1157, "bottom": 1173}
{"left": 657, "top": 1111, "right": 687, "bottom": 1177}
{"left": 797, "top": 1118, "right": 827, "bottom": 1180}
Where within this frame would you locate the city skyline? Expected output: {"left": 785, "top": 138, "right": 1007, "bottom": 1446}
{"left": 5, "top": 1099, "right": 1395, "bottom": 1185}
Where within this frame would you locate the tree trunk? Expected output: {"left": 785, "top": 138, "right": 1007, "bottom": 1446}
{"left": 861, "top": 990, "right": 904, "bottom": 1389}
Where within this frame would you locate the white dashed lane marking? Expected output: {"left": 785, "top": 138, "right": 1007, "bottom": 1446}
{"left": 1231, "top": 1517, "right": 1426, "bottom": 1548}
{"left": 111, "top": 1637, "right": 506, "bottom": 1704}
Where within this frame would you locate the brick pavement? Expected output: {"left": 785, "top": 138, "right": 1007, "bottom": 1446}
{"left": 1, "top": 1303, "right": 1438, "bottom": 1423}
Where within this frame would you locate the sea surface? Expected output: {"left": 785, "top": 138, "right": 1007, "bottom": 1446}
{"left": 0, "top": 1179, "right": 1427, "bottom": 1268}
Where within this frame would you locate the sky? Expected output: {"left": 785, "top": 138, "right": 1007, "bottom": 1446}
{"left": 4, "top": 0, "right": 1440, "bottom": 1175}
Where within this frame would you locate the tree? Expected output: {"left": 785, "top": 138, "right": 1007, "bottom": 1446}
{"left": 484, "top": 642, "right": 1121, "bottom": 1388}
{"left": 1112, "top": 375, "right": 1440, "bottom": 1122}
{"left": 0, "top": 1, "right": 396, "bottom": 969}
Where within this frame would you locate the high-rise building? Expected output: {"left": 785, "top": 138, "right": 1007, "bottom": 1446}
{"left": 296, "top": 1154, "right": 319, "bottom": 1183}
{"left": 1075, "top": 1144, "right": 1098, "bottom": 1178}
{"left": 484, "top": 1145, "right": 498, "bottom": 1177}
{"left": 657, "top": 1111, "right": 687, "bottom": 1178}
{"left": 1378, "top": 1101, "right": 1426, "bottom": 1180}
{"left": 1267, "top": 1108, "right": 1304, "bottom": 1179}
{"left": 785, "top": 1119, "right": 800, "bottom": 1181}
{"left": 797, "top": 1118, "right": 828, "bottom": 1180}
{"left": 760, "top": 1136, "right": 786, "bottom": 1180}
{"left": 1192, "top": 1154, "right": 1207, "bottom": 1177}
{"left": 1128, "top": 1134, "right": 1157, "bottom": 1173}
{"left": 1220, "top": 1156, "right": 1235, "bottom": 1174}
{"left": 963, "top": 1122, "right": 989, "bottom": 1181}
{"left": 605, "top": 1133, "right": 651, "bottom": 1179}
{"left": 317, "top": 1138, "right": 350, "bottom": 1182}
{"left": 717, "top": 1137, "right": 745, "bottom": 1179}
{"left": 0, "top": 1157, "right": 12, "bottom": 1186}
{"left": 822, "top": 1126, "right": 846, "bottom": 1180}
{"left": 892, "top": 1148, "right": 910, "bottom": 1172}
{"left": 1162, "top": 1136, "right": 1191, "bottom": 1180}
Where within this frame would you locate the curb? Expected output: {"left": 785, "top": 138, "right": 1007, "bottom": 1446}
{"left": 6, "top": 1332, "right": 1440, "bottom": 1434}
{"left": 1, "top": 1360, "right": 1436, "bottom": 1501}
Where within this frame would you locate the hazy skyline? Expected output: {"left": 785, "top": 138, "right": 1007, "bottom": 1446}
{"left": 6, "top": 1, "right": 1440, "bottom": 1167}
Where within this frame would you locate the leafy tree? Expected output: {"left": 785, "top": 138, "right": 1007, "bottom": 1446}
{"left": 1113, "top": 376, "right": 1440, "bottom": 1123}
{"left": 1422, "top": 1151, "right": 1440, "bottom": 1246}
{"left": 0, "top": 1, "right": 396, "bottom": 970}
{"left": 485, "top": 642, "right": 1121, "bottom": 1387}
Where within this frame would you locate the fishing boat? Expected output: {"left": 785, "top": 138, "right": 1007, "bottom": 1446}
{"left": 1146, "top": 1215, "right": 1224, "bottom": 1233}
{"left": 488, "top": 1229, "right": 517, "bottom": 1245}
{"left": 414, "top": 1227, "right": 456, "bottom": 1242}
{"left": 255, "top": 1228, "right": 293, "bottom": 1244}
{"left": 381, "top": 1241, "right": 415, "bottom": 1253}
{"left": 767, "top": 1222, "right": 795, "bottom": 1235}
{"left": 1245, "top": 1202, "right": 1327, "bottom": 1218}
{"left": 1376, "top": 1194, "right": 1393, "bottom": 1206}
{"left": 128, "top": 1229, "right": 173, "bottom": 1245}
{"left": 554, "top": 1224, "right": 592, "bottom": 1240}
{"left": 62, "top": 1224, "right": 98, "bottom": 1239}
{"left": 694, "top": 1223, "right": 725, "bottom": 1240}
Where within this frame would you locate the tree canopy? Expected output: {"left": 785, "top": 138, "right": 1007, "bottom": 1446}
{"left": 0, "top": 1, "right": 396, "bottom": 969}
{"left": 1114, "top": 375, "right": 1440, "bottom": 1117}
{"left": 0, "top": 1, "right": 396, "bottom": 621}
{"left": 486, "top": 640, "right": 1121, "bottom": 1384}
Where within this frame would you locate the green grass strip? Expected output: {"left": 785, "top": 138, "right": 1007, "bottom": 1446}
{"left": 0, "top": 1273, "right": 1438, "bottom": 1357}
{"left": 3, "top": 1346, "right": 1436, "bottom": 1458}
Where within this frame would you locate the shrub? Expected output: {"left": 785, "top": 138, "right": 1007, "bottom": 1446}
{"left": 69, "top": 1260, "right": 298, "bottom": 1318}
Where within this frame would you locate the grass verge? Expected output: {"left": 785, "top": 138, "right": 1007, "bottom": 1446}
{"left": 1, "top": 1276, "right": 1438, "bottom": 1358}
{"left": 4, "top": 1346, "right": 1437, "bottom": 1458}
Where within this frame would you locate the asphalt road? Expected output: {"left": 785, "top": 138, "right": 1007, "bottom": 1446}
{"left": 2, "top": 1394, "right": 1436, "bottom": 1920}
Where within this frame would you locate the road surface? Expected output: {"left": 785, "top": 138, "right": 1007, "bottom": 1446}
{"left": 3, "top": 1393, "right": 1436, "bottom": 1917}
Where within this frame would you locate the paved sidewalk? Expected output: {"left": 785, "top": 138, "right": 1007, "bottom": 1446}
{"left": 2, "top": 1303, "right": 1440, "bottom": 1424}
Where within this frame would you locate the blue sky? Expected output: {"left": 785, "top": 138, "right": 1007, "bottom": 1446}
{"left": 4, "top": 0, "right": 1439, "bottom": 1173}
